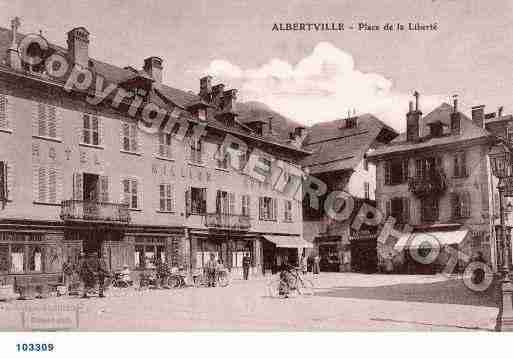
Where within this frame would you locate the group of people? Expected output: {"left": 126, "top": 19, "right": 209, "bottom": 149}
{"left": 62, "top": 252, "right": 109, "bottom": 298}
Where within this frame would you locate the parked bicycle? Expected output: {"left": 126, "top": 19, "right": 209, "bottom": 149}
{"left": 266, "top": 266, "right": 314, "bottom": 298}
{"left": 193, "top": 268, "right": 230, "bottom": 288}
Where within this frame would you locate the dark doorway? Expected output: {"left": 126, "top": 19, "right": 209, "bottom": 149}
{"left": 350, "top": 237, "right": 377, "bottom": 273}
{"left": 83, "top": 173, "right": 99, "bottom": 201}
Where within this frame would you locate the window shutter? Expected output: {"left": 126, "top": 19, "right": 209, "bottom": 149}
{"left": 120, "top": 123, "right": 127, "bottom": 150}
{"left": 0, "top": 94, "right": 8, "bottom": 129}
{"left": 384, "top": 161, "right": 391, "bottom": 185}
{"left": 185, "top": 187, "right": 191, "bottom": 216}
{"left": 461, "top": 152, "right": 467, "bottom": 177}
{"left": 158, "top": 133, "right": 164, "bottom": 156}
{"left": 229, "top": 192, "right": 235, "bottom": 215}
{"left": 135, "top": 178, "right": 142, "bottom": 210}
{"left": 38, "top": 167, "right": 47, "bottom": 202}
{"left": 100, "top": 175, "right": 109, "bottom": 202}
{"left": 385, "top": 199, "right": 391, "bottom": 218}
{"left": 47, "top": 106, "right": 57, "bottom": 138}
{"left": 451, "top": 193, "right": 458, "bottom": 218}
{"left": 247, "top": 195, "right": 251, "bottom": 217}
{"left": 5, "top": 162, "right": 13, "bottom": 201}
{"left": 259, "top": 198, "right": 263, "bottom": 219}
{"left": 462, "top": 191, "right": 471, "bottom": 218}
{"left": 0, "top": 161, "right": 6, "bottom": 201}
{"left": 48, "top": 168, "right": 57, "bottom": 203}
{"left": 201, "top": 188, "right": 207, "bottom": 213}
{"left": 169, "top": 184, "right": 175, "bottom": 212}
{"left": 273, "top": 198, "right": 278, "bottom": 220}
{"left": 402, "top": 197, "right": 410, "bottom": 223}
{"left": 130, "top": 125, "right": 137, "bottom": 152}
{"left": 73, "top": 172, "right": 83, "bottom": 201}
{"left": 401, "top": 159, "right": 409, "bottom": 182}
{"left": 37, "top": 102, "right": 47, "bottom": 137}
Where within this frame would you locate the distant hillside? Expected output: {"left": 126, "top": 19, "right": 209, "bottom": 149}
{"left": 236, "top": 101, "right": 303, "bottom": 141}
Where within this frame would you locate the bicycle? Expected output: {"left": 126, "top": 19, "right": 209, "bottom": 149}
{"left": 266, "top": 267, "right": 314, "bottom": 298}
{"left": 193, "top": 268, "right": 230, "bottom": 288}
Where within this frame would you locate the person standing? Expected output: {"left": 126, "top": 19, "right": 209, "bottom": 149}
{"left": 313, "top": 254, "right": 320, "bottom": 275}
{"left": 79, "top": 253, "right": 95, "bottom": 299}
{"left": 205, "top": 253, "right": 218, "bottom": 287}
{"left": 242, "top": 253, "right": 251, "bottom": 280}
{"left": 300, "top": 254, "right": 307, "bottom": 275}
{"left": 62, "top": 259, "right": 74, "bottom": 294}
{"left": 96, "top": 254, "right": 109, "bottom": 298}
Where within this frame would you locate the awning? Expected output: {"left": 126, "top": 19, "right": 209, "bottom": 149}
{"left": 263, "top": 235, "right": 313, "bottom": 249}
{"left": 394, "top": 230, "right": 469, "bottom": 251}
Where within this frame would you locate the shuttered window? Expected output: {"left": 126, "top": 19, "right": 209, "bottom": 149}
{"left": 122, "top": 178, "right": 140, "bottom": 209}
{"left": 83, "top": 114, "right": 100, "bottom": 146}
{"left": 36, "top": 103, "right": 58, "bottom": 138}
{"left": 454, "top": 151, "right": 467, "bottom": 178}
{"left": 384, "top": 159, "right": 408, "bottom": 185}
{"left": 259, "top": 196, "right": 277, "bottom": 220}
{"left": 284, "top": 199, "right": 293, "bottom": 222}
{"left": 34, "top": 166, "right": 59, "bottom": 204}
{"left": 121, "top": 122, "right": 138, "bottom": 152}
{"left": 0, "top": 94, "right": 9, "bottom": 129}
{"left": 241, "top": 195, "right": 250, "bottom": 217}
{"left": 0, "top": 161, "right": 7, "bottom": 203}
{"left": 159, "top": 183, "right": 175, "bottom": 212}
{"left": 452, "top": 191, "right": 471, "bottom": 219}
{"left": 188, "top": 187, "right": 206, "bottom": 215}
{"left": 158, "top": 132, "right": 172, "bottom": 158}
{"left": 421, "top": 197, "right": 439, "bottom": 222}
{"left": 190, "top": 139, "right": 203, "bottom": 164}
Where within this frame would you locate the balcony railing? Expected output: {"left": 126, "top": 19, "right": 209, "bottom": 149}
{"left": 60, "top": 200, "right": 130, "bottom": 223}
{"left": 408, "top": 170, "right": 447, "bottom": 198}
{"left": 203, "top": 213, "right": 251, "bottom": 230}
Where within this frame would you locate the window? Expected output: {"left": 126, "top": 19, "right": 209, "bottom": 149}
{"left": 159, "top": 183, "right": 174, "bottom": 212}
{"left": 134, "top": 237, "right": 166, "bottom": 269}
{"left": 421, "top": 197, "right": 439, "bottom": 222}
{"left": 507, "top": 127, "right": 513, "bottom": 143}
{"left": 121, "top": 122, "right": 138, "bottom": 152}
{"left": 452, "top": 191, "right": 471, "bottom": 219}
{"left": 0, "top": 161, "right": 7, "bottom": 202}
{"left": 122, "top": 178, "right": 139, "bottom": 209}
{"left": 284, "top": 199, "right": 293, "bottom": 222}
{"left": 346, "top": 117, "right": 356, "bottom": 128}
{"left": 384, "top": 159, "right": 408, "bottom": 185}
{"left": 34, "top": 166, "right": 59, "bottom": 204}
{"left": 386, "top": 197, "right": 410, "bottom": 224}
{"left": 198, "top": 108, "right": 206, "bottom": 121}
{"left": 259, "top": 197, "right": 277, "bottom": 221}
{"left": 216, "top": 190, "right": 235, "bottom": 214}
{"left": 83, "top": 114, "right": 100, "bottom": 146}
{"left": 415, "top": 157, "right": 441, "bottom": 178}
{"left": 36, "top": 103, "right": 58, "bottom": 138}
{"left": 216, "top": 144, "right": 229, "bottom": 169}
{"left": 158, "top": 132, "right": 173, "bottom": 158}
{"left": 190, "top": 139, "right": 203, "bottom": 164}
{"left": 364, "top": 182, "right": 370, "bottom": 200}
{"left": 0, "top": 94, "right": 9, "bottom": 129}
{"left": 186, "top": 187, "right": 207, "bottom": 215}
{"left": 363, "top": 158, "right": 369, "bottom": 171}
{"left": 453, "top": 152, "right": 467, "bottom": 178}
{"left": 0, "top": 233, "right": 44, "bottom": 274}
{"left": 241, "top": 195, "right": 251, "bottom": 217}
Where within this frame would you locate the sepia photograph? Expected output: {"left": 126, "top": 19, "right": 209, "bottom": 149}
{"left": 0, "top": 0, "right": 512, "bottom": 355}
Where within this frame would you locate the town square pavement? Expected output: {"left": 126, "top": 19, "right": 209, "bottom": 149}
{"left": 0, "top": 273, "right": 499, "bottom": 331}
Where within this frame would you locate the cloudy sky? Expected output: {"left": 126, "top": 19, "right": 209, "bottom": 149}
{"left": 1, "top": 0, "right": 512, "bottom": 129}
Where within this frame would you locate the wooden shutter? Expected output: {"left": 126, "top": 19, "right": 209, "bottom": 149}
{"left": 159, "top": 184, "right": 165, "bottom": 211}
{"left": 100, "top": 175, "right": 109, "bottom": 202}
{"left": 168, "top": 184, "right": 174, "bottom": 212}
{"left": 73, "top": 172, "right": 83, "bottom": 201}
{"left": 259, "top": 197, "right": 263, "bottom": 219}
{"left": 120, "top": 122, "right": 128, "bottom": 150}
{"left": 0, "top": 161, "right": 5, "bottom": 201}
{"left": 385, "top": 199, "right": 391, "bottom": 218}
{"left": 130, "top": 124, "right": 137, "bottom": 152}
{"left": 216, "top": 190, "right": 221, "bottom": 213}
{"left": 461, "top": 152, "right": 467, "bottom": 177}
{"left": 402, "top": 197, "right": 410, "bottom": 223}
{"left": 401, "top": 159, "right": 409, "bottom": 182}
{"left": 384, "top": 161, "right": 391, "bottom": 185}
{"left": 38, "top": 167, "right": 47, "bottom": 202}
{"left": 201, "top": 188, "right": 207, "bottom": 213}
{"left": 97, "top": 116, "right": 104, "bottom": 146}
{"left": 158, "top": 132, "right": 165, "bottom": 156}
{"left": 185, "top": 187, "right": 191, "bottom": 216}
{"left": 37, "top": 102, "right": 46, "bottom": 136}
{"left": 229, "top": 192, "right": 235, "bottom": 215}
{"left": 462, "top": 191, "right": 471, "bottom": 218}
{"left": 47, "top": 106, "right": 57, "bottom": 138}
{"left": 48, "top": 168, "right": 57, "bottom": 203}
{"left": 451, "top": 192, "right": 459, "bottom": 218}
{"left": 0, "top": 94, "right": 8, "bottom": 129}
{"left": 273, "top": 198, "right": 278, "bottom": 220}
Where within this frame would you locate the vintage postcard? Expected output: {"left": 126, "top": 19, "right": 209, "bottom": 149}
{"left": 0, "top": 0, "right": 512, "bottom": 354}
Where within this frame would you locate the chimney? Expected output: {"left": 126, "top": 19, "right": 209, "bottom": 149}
{"left": 406, "top": 91, "right": 422, "bottom": 142}
{"left": 143, "top": 56, "right": 163, "bottom": 87}
{"left": 200, "top": 75, "right": 212, "bottom": 101}
{"left": 67, "top": 27, "right": 90, "bottom": 68}
{"left": 211, "top": 84, "right": 225, "bottom": 108}
{"left": 6, "top": 17, "right": 22, "bottom": 70}
{"left": 221, "top": 89, "right": 237, "bottom": 112}
{"left": 471, "top": 105, "right": 485, "bottom": 128}
{"left": 450, "top": 95, "right": 461, "bottom": 135}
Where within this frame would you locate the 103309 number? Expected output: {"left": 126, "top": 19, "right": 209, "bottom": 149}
{"left": 16, "top": 343, "right": 55, "bottom": 352}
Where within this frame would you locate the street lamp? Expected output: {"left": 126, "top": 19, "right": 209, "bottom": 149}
{"left": 489, "top": 144, "right": 513, "bottom": 331}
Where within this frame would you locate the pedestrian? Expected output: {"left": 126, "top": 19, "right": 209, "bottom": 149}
{"left": 62, "top": 258, "right": 74, "bottom": 294}
{"left": 205, "top": 253, "right": 218, "bottom": 287}
{"left": 300, "top": 253, "right": 307, "bottom": 275}
{"left": 96, "top": 254, "right": 109, "bottom": 298}
{"left": 313, "top": 254, "right": 320, "bottom": 275}
{"left": 78, "top": 253, "right": 96, "bottom": 299}
{"left": 242, "top": 253, "right": 251, "bottom": 280}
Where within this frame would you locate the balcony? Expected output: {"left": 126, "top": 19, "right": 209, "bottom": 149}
{"left": 408, "top": 170, "right": 447, "bottom": 198}
{"left": 60, "top": 200, "right": 130, "bottom": 223}
{"left": 203, "top": 213, "right": 251, "bottom": 231}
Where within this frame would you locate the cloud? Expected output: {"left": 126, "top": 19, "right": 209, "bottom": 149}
{"left": 203, "top": 42, "right": 444, "bottom": 129}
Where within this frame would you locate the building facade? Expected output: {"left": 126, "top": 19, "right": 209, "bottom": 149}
{"left": 300, "top": 114, "right": 397, "bottom": 272}
{"left": 367, "top": 94, "right": 512, "bottom": 273}
{"left": 0, "top": 21, "right": 310, "bottom": 285}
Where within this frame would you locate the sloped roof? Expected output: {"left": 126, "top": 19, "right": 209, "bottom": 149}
{"left": 300, "top": 114, "right": 397, "bottom": 174}
{"left": 0, "top": 26, "right": 309, "bottom": 154}
{"left": 368, "top": 103, "right": 492, "bottom": 159}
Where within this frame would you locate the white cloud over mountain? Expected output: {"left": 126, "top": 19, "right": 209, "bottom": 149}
{"left": 204, "top": 42, "right": 444, "bottom": 130}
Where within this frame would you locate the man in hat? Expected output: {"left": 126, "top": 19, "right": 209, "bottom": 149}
{"left": 205, "top": 253, "right": 218, "bottom": 287}
{"left": 242, "top": 252, "right": 251, "bottom": 280}
{"left": 78, "top": 253, "right": 96, "bottom": 298}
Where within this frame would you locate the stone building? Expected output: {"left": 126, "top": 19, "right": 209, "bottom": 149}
{"left": 367, "top": 93, "right": 513, "bottom": 273}
{"left": 0, "top": 20, "right": 310, "bottom": 285}
{"left": 300, "top": 114, "right": 397, "bottom": 272}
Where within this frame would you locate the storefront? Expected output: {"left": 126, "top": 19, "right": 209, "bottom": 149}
{"left": 262, "top": 235, "right": 312, "bottom": 273}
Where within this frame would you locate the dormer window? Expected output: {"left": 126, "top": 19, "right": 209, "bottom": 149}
{"left": 427, "top": 121, "right": 446, "bottom": 138}
{"left": 346, "top": 117, "right": 357, "bottom": 129}
{"left": 198, "top": 108, "right": 206, "bottom": 121}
